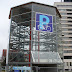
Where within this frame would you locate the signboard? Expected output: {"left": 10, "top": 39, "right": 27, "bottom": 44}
{"left": 13, "top": 66, "right": 31, "bottom": 72}
{"left": 36, "top": 13, "right": 53, "bottom": 32}
{"left": 14, "top": 70, "right": 20, "bottom": 72}
{"left": 13, "top": 66, "right": 31, "bottom": 70}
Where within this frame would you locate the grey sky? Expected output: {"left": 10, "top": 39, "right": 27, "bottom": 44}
{"left": 0, "top": 0, "right": 61, "bottom": 57}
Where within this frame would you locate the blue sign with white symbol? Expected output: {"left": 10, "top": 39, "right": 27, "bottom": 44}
{"left": 36, "top": 13, "right": 53, "bottom": 32}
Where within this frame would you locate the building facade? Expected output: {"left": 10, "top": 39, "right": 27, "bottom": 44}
{"left": 64, "top": 0, "right": 72, "bottom": 2}
{"left": 2, "top": 49, "right": 7, "bottom": 62}
{"left": 54, "top": 1, "right": 72, "bottom": 71}
{"left": 7, "top": 2, "right": 63, "bottom": 72}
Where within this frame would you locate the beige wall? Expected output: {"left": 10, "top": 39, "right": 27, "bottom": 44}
{"left": 54, "top": 2, "right": 72, "bottom": 70}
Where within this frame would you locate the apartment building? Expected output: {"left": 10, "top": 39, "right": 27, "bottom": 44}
{"left": 54, "top": 0, "right": 72, "bottom": 71}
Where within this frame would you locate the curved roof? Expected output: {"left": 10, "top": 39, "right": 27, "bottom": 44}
{"left": 9, "top": 2, "right": 61, "bottom": 19}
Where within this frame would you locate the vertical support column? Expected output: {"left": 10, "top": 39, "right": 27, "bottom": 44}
{"left": 29, "top": 24, "right": 31, "bottom": 66}
{"left": 30, "top": 4, "right": 34, "bottom": 72}
{"left": 36, "top": 66, "right": 38, "bottom": 72}
{"left": 63, "top": 52, "right": 65, "bottom": 72}
{"left": 55, "top": 11, "right": 59, "bottom": 72}
{"left": 55, "top": 11, "right": 58, "bottom": 72}
{"left": 38, "top": 31, "right": 39, "bottom": 51}
{"left": 6, "top": 35, "right": 10, "bottom": 72}
{"left": 68, "top": 62, "right": 71, "bottom": 71}
{"left": 6, "top": 18, "right": 12, "bottom": 72}
{"left": 38, "top": 31, "right": 39, "bottom": 62}
{"left": 0, "top": 63, "right": 2, "bottom": 72}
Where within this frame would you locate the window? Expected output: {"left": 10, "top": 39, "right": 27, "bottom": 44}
{"left": 69, "top": 33, "right": 72, "bottom": 34}
{"left": 70, "top": 62, "right": 72, "bottom": 66}
{"left": 68, "top": 25, "right": 72, "bottom": 27}
{"left": 67, "top": 62, "right": 68, "bottom": 66}
{"left": 68, "top": 29, "right": 72, "bottom": 31}
{"left": 60, "top": 13, "right": 66, "bottom": 15}
{"left": 68, "top": 21, "right": 72, "bottom": 23}
{"left": 67, "top": 13, "right": 72, "bottom": 15}
{"left": 67, "top": 17, "right": 72, "bottom": 19}
{"left": 69, "top": 37, "right": 72, "bottom": 38}
{"left": 64, "top": 56, "right": 72, "bottom": 59}
{"left": 66, "top": 9, "right": 72, "bottom": 11}
{"left": 59, "top": 9, "right": 66, "bottom": 11}
{"left": 64, "top": 0, "right": 72, "bottom": 2}
{"left": 69, "top": 46, "right": 72, "bottom": 48}
{"left": 57, "top": 5, "right": 72, "bottom": 7}
{"left": 64, "top": 50, "right": 72, "bottom": 53}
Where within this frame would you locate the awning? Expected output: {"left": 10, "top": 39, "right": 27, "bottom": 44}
{"left": 31, "top": 51, "right": 63, "bottom": 64}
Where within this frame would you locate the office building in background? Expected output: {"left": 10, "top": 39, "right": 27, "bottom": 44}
{"left": 54, "top": 0, "right": 72, "bottom": 71}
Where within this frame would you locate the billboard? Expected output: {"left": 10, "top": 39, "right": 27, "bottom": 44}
{"left": 36, "top": 13, "right": 53, "bottom": 32}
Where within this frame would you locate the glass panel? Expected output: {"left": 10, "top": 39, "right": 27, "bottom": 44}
{"left": 9, "top": 51, "right": 30, "bottom": 62}
{"left": 11, "top": 4, "right": 32, "bottom": 16}
{"left": 9, "top": 13, "right": 31, "bottom": 64}
{"left": 32, "top": 31, "right": 56, "bottom": 43}
{"left": 31, "top": 51, "right": 63, "bottom": 63}
{"left": 33, "top": 4, "right": 56, "bottom": 16}
{"left": 12, "top": 12, "right": 31, "bottom": 23}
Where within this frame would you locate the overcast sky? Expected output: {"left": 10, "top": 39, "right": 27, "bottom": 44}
{"left": 0, "top": 0, "right": 62, "bottom": 57}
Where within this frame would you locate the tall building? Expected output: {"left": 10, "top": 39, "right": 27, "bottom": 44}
{"left": 7, "top": 2, "right": 63, "bottom": 72}
{"left": 54, "top": 1, "right": 72, "bottom": 71}
{"left": 64, "top": 0, "right": 72, "bottom": 2}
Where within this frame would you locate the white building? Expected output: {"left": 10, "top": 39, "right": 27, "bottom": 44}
{"left": 54, "top": 1, "right": 72, "bottom": 71}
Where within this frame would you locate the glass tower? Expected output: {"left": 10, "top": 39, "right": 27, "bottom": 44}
{"left": 7, "top": 2, "right": 63, "bottom": 72}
